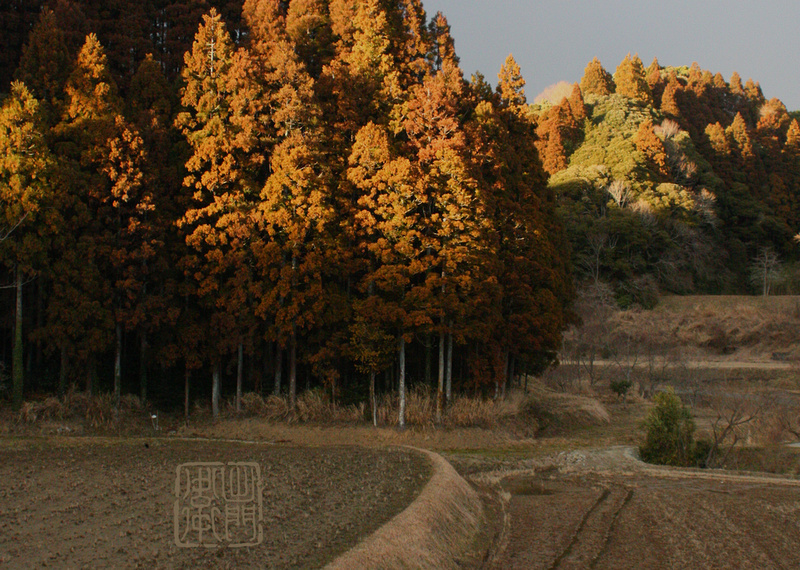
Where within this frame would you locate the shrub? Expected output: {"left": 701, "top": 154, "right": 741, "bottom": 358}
{"left": 640, "top": 388, "right": 697, "bottom": 466}
{"left": 610, "top": 377, "right": 633, "bottom": 401}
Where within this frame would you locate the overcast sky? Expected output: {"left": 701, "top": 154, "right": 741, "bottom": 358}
{"left": 423, "top": 0, "right": 800, "bottom": 110}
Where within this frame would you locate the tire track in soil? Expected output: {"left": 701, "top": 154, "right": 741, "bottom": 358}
{"left": 548, "top": 486, "right": 631, "bottom": 570}
{"left": 484, "top": 448, "right": 800, "bottom": 569}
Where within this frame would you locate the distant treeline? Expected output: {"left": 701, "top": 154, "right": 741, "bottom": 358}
{"left": 534, "top": 55, "right": 800, "bottom": 304}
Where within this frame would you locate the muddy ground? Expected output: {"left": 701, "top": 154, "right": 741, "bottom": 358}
{"left": 472, "top": 447, "right": 800, "bottom": 570}
{"left": 0, "top": 438, "right": 429, "bottom": 569}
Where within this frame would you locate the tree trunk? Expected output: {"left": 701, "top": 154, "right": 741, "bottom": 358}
{"left": 87, "top": 356, "right": 96, "bottom": 396}
{"left": 274, "top": 342, "right": 282, "bottom": 396}
{"left": 212, "top": 360, "right": 220, "bottom": 419}
{"left": 236, "top": 342, "right": 243, "bottom": 413}
{"left": 425, "top": 333, "right": 432, "bottom": 387}
{"left": 184, "top": 366, "right": 191, "bottom": 424}
{"left": 59, "top": 345, "right": 68, "bottom": 396}
{"left": 139, "top": 330, "right": 148, "bottom": 402}
{"left": 501, "top": 349, "right": 509, "bottom": 400}
{"left": 398, "top": 335, "right": 406, "bottom": 429}
{"left": 12, "top": 268, "right": 23, "bottom": 410}
{"left": 370, "top": 370, "right": 377, "bottom": 428}
{"left": 445, "top": 329, "right": 453, "bottom": 404}
{"left": 289, "top": 331, "right": 297, "bottom": 410}
{"left": 508, "top": 355, "right": 516, "bottom": 391}
{"left": 437, "top": 328, "right": 445, "bottom": 424}
{"left": 114, "top": 323, "right": 122, "bottom": 409}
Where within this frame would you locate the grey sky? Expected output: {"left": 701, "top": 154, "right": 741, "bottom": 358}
{"left": 423, "top": 0, "right": 800, "bottom": 110}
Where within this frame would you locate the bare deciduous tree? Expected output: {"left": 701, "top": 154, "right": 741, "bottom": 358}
{"left": 749, "top": 247, "right": 781, "bottom": 296}
{"left": 703, "top": 388, "right": 766, "bottom": 467}
{"left": 606, "top": 180, "right": 632, "bottom": 208}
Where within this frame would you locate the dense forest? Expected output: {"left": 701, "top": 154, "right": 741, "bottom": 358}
{"left": 533, "top": 55, "right": 800, "bottom": 305}
{"left": 3, "top": 2, "right": 799, "bottom": 420}
{"left": 0, "top": 0, "right": 573, "bottom": 419}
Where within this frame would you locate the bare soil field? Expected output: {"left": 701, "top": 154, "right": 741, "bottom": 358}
{"left": 478, "top": 447, "right": 800, "bottom": 570}
{"left": 0, "top": 437, "right": 429, "bottom": 569}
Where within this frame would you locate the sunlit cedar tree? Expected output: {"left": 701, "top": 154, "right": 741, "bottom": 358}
{"left": 250, "top": 24, "right": 337, "bottom": 406}
{"left": 614, "top": 53, "right": 652, "bottom": 104}
{"left": 470, "top": 58, "right": 573, "bottom": 381}
{"left": 321, "top": 0, "right": 405, "bottom": 140}
{"left": 243, "top": 0, "right": 286, "bottom": 47}
{"left": 285, "top": 0, "right": 335, "bottom": 79}
{"left": 0, "top": 82, "right": 57, "bottom": 272}
{"left": 634, "top": 119, "right": 669, "bottom": 180}
{"left": 246, "top": 0, "right": 351, "bottom": 386}
{"left": 428, "top": 11, "right": 456, "bottom": 72}
{"left": 398, "top": 0, "right": 432, "bottom": 81}
{"left": 346, "top": 122, "right": 417, "bottom": 372}
{"left": 496, "top": 54, "right": 526, "bottom": 108}
{"left": 43, "top": 34, "right": 134, "bottom": 395}
{"left": 0, "top": 82, "right": 58, "bottom": 408}
{"left": 660, "top": 73, "right": 682, "bottom": 118}
{"left": 580, "top": 57, "right": 615, "bottom": 97}
{"left": 782, "top": 120, "right": 800, "bottom": 228}
{"left": 744, "top": 78, "right": 765, "bottom": 105}
{"left": 327, "top": 0, "right": 357, "bottom": 43}
{"left": 729, "top": 72, "right": 745, "bottom": 96}
{"left": 645, "top": 57, "right": 664, "bottom": 104}
{"left": 403, "top": 52, "right": 489, "bottom": 333}
{"left": 567, "top": 83, "right": 587, "bottom": 122}
{"left": 536, "top": 100, "right": 579, "bottom": 176}
{"left": 175, "top": 10, "right": 263, "bottom": 375}
{"left": 14, "top": 9, "right": 72, "bottom": 125}
{"left": 67, "top": 35, "right": 158, "bottom": 403}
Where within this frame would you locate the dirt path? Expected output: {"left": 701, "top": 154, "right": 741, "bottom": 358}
{"left": 479, "top": 447, "right": 800, "bottom": 569}
{"left": 593, "top": 359, "right": 794, "bottom": 370}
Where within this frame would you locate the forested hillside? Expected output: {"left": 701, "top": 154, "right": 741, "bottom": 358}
{"left": 533, "top": 55, "right": 800, "bottom": 306}
{"left": 0, "top": 0, "right": 573, "bottom": 418}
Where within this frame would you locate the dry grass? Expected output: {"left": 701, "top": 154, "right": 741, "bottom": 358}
{"left": 15, "top": 389, "right": 147, "bottom": 429}
{"left": 326, "top": 447, "right": 483, "bottom": 570}
{"left": 648, "top": 295, "right": 800, "bottom": 358}
{"left": 520, "top": 386, "right": 611, "bottom": 436}
{"left": 226, "top": 390, "right": 365, "bottom": 424}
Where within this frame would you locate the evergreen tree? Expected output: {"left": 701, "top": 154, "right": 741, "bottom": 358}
{"left": 175, "top": 10, "right": 262, "bottom": 417}
{"left": 0, "top": 82, "right": 57, "bottom": 408}
{"left": 614, "top": 53, "right": 652, "bottom": 103}
{"left": 580, "top": 57, "right": 614, "bottom": 97}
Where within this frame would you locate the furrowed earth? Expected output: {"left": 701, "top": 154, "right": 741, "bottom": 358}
{"left": 0, "top": 438, "right": 429, "bottom": 569}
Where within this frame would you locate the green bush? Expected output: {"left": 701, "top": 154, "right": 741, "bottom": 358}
{"left": 639, "top": 388, "right": 697, "bottom": 466}
{"left": 610, "top": 377, "right": 633, "bottom": 401}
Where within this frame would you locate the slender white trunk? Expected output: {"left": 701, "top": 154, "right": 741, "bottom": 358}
{"left": 12, "top": 268, "right": 23, "bottom": 409}
{"left": 370, "top": 370, "right": 377, "bottom": 427}
{"left": 139, "top": 330, "right": 148, "bottom": 402}
{"left": 114, "top": 323, "right": 122, "bottom": 409}
{"left": 236, "top": 343, "right": 243, "bottom": 413}
{"left": 289, "top": 331, "right": 297, "bottom": 410}
{"left": 274, "top": 342, "right": 282, "bottom": 396}
{"left": 398, "top": 336, "right": 406, "bottom": 429}
{"left": 184, "top": 367, "right": 191, "bottom": 423}
{"left": 437, "top": 328, "right": 445, "bottom": 424}
{"left": 212, "top": 361, "right": 220, "bottom": 419}
{"left": 445, "top": 329, "right": 453, "bottom": 403}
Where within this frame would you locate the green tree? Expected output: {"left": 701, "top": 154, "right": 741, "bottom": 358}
{"left": 640, "top": 388, "right": 697, "bottom": 466}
